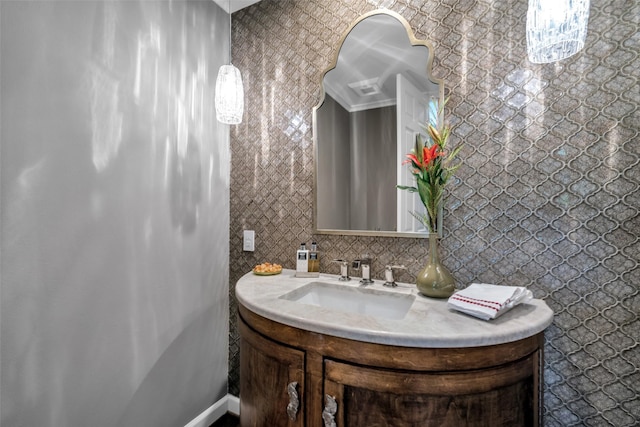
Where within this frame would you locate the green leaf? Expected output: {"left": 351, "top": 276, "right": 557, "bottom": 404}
{"left": 396, "top": 185, "right": 418, "bottom": 192}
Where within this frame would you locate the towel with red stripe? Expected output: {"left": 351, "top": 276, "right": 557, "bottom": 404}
{"left": 447, "top": 283, "right": 533, "bottom": 320}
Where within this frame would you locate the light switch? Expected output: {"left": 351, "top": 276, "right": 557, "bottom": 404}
{"left": 243, "top": 230, "right": 255, "bottom": 252}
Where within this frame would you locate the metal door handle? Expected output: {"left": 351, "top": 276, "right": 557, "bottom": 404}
{"left": 322, "top": 394, "right": 337, "bottom": 427}
{"left": 286, "top": 381, "right": 299, "bottom": 421}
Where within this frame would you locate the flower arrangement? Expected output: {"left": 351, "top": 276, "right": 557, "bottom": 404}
{"left": 397, "top": 103, "right": 463, "bottom": 234}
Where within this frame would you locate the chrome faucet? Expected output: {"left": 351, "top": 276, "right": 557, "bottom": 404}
{"left": 332, "top": 259, "right": 351, "bottom": 281}
{"left": 356, "top": 256, "right": 374, "bottom": 286}
{"left": 383, "top": 265, "right": 407, "bottom": 287}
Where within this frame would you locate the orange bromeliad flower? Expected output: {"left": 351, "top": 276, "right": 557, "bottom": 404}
{"left": 403, "top": 144, "right": 443, "bottom": 171}
{"left": 402, "top": 153, "right": 421, "bottom": 167}
{"left": 423, "top": 144, "right": 443, "bottom": 165}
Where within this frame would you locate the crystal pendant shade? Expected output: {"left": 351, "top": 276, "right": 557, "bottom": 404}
{"left": 526, "top": 0, "right": 590, "bottom": 63}
{"left": 215, "top": 64, "right": 244, "bottom": 125}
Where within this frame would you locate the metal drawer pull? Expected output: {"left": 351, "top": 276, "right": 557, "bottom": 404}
{"left": 286, "top": 381, "right": 299, "bottom": 421}
{"left": 322, "top": 394, "right": 337, "bottom": 427}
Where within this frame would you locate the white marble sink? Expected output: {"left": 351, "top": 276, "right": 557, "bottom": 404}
{"left": 280, "top": 281, "right": 416, "bottom": 320}
{"left": 237, "top": 270, "right": 554, "bottom": 347}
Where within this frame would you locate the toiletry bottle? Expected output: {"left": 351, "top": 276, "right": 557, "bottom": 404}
{"left": 309, "top": 241, "right": 319, "bottom": 273}
{"left": 296, "top": 243, "right": 309, "bottom": 273}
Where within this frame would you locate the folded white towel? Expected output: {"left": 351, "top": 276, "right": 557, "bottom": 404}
{"left": 447, "top": 283, "right": 533, "bottom": 320}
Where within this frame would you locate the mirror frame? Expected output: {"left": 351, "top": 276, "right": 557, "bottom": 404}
{"left": 312, "top": 9, "right": 445, "bottom": 238}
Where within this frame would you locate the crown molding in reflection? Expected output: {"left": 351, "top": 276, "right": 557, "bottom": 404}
{"left": 212, "top": 0, "right": 261, "bottom": 13}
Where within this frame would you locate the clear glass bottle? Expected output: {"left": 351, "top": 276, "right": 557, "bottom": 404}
{"left": 309, "top": 241, "right": 319, "bottom": 273}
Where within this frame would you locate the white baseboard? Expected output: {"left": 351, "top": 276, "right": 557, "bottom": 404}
{"left": 185, "top": 394, "right": 239, "bottom": 427}
{"left": 227, "top": 394, "right": 240, "bottom": 416}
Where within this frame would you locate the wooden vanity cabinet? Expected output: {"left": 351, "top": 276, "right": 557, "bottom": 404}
{"left": 239, "top": 318, "right": 305, "bottom": 426}
{"left": 239, "top": 304, "right": 543, "bottom": 427}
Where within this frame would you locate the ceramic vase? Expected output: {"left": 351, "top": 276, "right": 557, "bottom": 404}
{"left": 416, "top": 233, "right": 455, "bottom": 298}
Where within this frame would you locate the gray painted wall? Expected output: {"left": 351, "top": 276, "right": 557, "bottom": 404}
{"left": 316, "top": 96, "right": 396, "bottom": 231}
{"left": 349, "top": 106, "right": 396, "bottom": 231}
{"left": 1, "top": 1, "right": 230, "bottom": 426}
{"left": 316, "top": 95, "right": 351, "bottom": 229}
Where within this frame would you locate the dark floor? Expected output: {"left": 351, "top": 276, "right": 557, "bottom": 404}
{"left": 210, "top": 412, "right": 239, "bottom": 427}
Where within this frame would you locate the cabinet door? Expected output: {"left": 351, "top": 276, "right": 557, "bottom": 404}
{"left": 239, "top": 318, "right": 305, "bottom": 427}
{"left": 323, "top": 354, "right": 537, "bottom": 427}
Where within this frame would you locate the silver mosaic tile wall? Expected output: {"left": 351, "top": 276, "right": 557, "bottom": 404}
{"left": 228, "top": 0, "right": 639, "bottom": 425}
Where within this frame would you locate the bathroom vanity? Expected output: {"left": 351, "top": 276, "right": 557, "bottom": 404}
{"left": 236, "top": 270, "right": 553, "bottom": 427}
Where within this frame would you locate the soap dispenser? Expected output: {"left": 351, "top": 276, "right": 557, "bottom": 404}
{"left": 296, "top": 243, "right": 309, "bottom": 274}
{"left": 309, "top": 241, "right": 320, "bottom": 273}
{"left": 296, "top": 243, "right": 319, "bottom": 278}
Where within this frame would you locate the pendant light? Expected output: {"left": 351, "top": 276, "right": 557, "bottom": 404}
{"left": 215, "top": 0, "right": 244, "bottom": 124}
{"left": 526, "top": 0, "right": 590, "bottom": 63}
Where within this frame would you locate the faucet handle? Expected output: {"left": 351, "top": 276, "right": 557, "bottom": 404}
{"left": 347, "top": 256, "right": 374, "bottom": 286}
{"left": 383, "top": 264, "right": 406, "bottom": 287}
{"left": 332, "top": 259, "right": 351, "bottom": 281}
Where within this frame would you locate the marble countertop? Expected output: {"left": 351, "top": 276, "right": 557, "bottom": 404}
{"left": 236, "top": 269, "right": 554, "bottom": 348}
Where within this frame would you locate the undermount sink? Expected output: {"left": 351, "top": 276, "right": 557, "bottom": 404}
{"left": 280, "top": 281, "right": 415, "bottom": 320}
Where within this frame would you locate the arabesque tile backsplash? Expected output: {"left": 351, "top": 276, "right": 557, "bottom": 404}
{"left": 228, "top": 0, "right": 639, "bottom": 425}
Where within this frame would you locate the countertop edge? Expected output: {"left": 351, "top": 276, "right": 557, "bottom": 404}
{"left": 236, "top": 270, "right": 554, "bottom": 349}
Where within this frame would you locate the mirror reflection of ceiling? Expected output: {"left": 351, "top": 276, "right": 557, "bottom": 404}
{"left": 324, "top": 14, "right": 433, "bottom": 112}
{"left": 212, "top": 0, "right": 261, "bottom": 13}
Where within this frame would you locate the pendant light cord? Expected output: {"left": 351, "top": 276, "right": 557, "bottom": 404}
{"left": 228, "top": 0, "right": 232, "bottom": 64}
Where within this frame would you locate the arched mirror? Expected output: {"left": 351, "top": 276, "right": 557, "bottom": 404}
{"left": 313, "top": 9, "right": 444, "bottom": 238}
